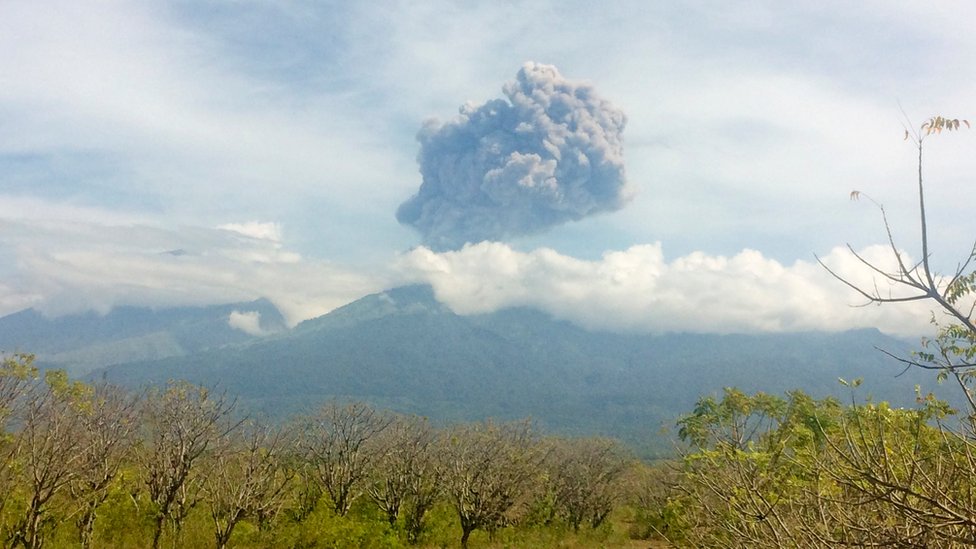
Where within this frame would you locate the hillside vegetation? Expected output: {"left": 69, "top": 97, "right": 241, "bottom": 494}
{"left": 76, "top": 285, "right": 945, "bottom": 456}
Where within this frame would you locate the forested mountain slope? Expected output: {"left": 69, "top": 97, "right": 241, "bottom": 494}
{"left": 87, "top": 285, "right": 944, "bottom": 453}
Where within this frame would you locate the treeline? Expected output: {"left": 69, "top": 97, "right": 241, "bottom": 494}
{"left": 0, "top": 352, "right": 644, "bottom": 549}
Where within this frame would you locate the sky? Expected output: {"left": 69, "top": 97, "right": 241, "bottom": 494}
{"left": 1, "top": 0, "right": 975, "bottom": 336}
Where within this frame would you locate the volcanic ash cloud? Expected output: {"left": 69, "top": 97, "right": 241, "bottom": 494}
{"left": 396, "top": 62, "right": 632, "bottom": 251}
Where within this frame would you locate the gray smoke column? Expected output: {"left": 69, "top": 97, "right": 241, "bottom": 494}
{"left": 396, "top": 62, "right": 631, "bottom": 251}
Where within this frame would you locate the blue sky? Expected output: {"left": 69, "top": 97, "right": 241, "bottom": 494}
{"left": 1, "top": 1, "right": 974, "bottom": 335}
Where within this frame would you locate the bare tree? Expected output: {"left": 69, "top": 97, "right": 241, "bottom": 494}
{"left": 9, "top": 371, "right": 91, "bottom": 549}
{"left": 298, "top": 401, "right": 391, "bottom": 516}
{"left": 544, "top": 437, "right": 629, "bottom": 531}
{"left": 284, "top": 460, "right": 323, "bottom": 524}
{"left": 141, "top": 382, "right": 239, "bottom": 549}
{"left": 69, "top": 383, "right": 140, "bottom": 549}
{"left": 818, "top": 115, "right": 975, "bottom": 413}
{"left": 204, "top": 421, "right": 293, "bottom": 549}
{"left": 0, "top": 368, "right": 134, "bottom": 549}
{"left": 366, "top": 415, "right": 441, "bottom": 543}
{"left": 438, "top": 419, "right": 545, "bottom": 549}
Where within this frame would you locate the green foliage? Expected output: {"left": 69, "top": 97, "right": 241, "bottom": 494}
{"left": 640, "top": 385, "right": 976, "bottom": 547}
{"left": 677, "top": 388, "right": 789, "bottom": 450}
{"left": 1, "top": 352, "right": 37, "bottom": 424}
{"left": 271, "top": 504, "right": 401, "bottom": 549}
{"left": 1, "top": 352, "right": 37, "bottom": 380}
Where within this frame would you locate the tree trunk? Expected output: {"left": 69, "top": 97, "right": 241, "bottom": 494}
{"left": 460, "top": 523, "right": 475, "bottom": 549}
{"left": 405, "top": 507, "right": 425, "bottom": 544}
{"left": 17, "top": 497, "right": 45, "bottom": 549}
{"left": 214, "top": 511, "right": 243, "bottom": 549}
{"left": 77, "top": 504, "right": 97, "bottom": 549}
{"left": 151, "top": 513, "right": 165, "bottom": 549}
{"left": 215, "top": 530, "right": 231, "bottom": 549}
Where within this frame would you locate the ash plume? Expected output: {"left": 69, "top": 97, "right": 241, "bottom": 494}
{"left": 396, "top": 62, "right": 631, "bottom": 251}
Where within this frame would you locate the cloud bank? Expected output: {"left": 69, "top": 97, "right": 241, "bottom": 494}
{"left": 0, "top": 211, "right": 941, "bottom": 338}
{"left": 396, "top": 62, "right": 631, "bottom": 250}
{"left": 0, "top": 217, "right": 388, "bottom": 326}
{"left": 398, "top": 242, "right": 937, "bottom": 337}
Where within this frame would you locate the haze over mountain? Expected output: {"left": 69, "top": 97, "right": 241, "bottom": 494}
{"left": 5, "top": 284, "right": 932, "bottom": 456}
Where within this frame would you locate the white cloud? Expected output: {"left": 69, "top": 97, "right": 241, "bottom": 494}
{"left": 0, "top": 218, "right": 391, "bottom": 326}
{"left": 228, "top": 310, "right": 267, "bottom": 337}
{"left": 397, "top": 241, "right": 939, "bottom": 337}
{"left": 215, "top": 221, "right": 301, "bottom": 264}
{"left": 217, "top": 222, "right": 283, "bottom": 243}
{"left": 0, "top": 209, "right": 955, "bottom": 339}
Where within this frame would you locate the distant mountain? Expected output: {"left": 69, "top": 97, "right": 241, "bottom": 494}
{"left": 88, "top": 285, "right": 952, "bottom": 456}
{"left": 0, "top": 300, "right": 286, "bottom": 375}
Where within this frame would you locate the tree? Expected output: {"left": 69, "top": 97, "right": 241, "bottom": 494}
{"left": 284, "top": 459, "right": 323, "bottom": 524}
{"left": 665, "top": 388, "right": 942, "bottom": 547}
{"left": 0, "top": 353, "right": 37, "bottom": 517}
{"left": 141, "top": 382, "right": 239, "bottom": 549}
{"left": 204, "top": 421, "right": 293, "bottom": 549}
{"left": 0, "top": 353, "right": 35, "bottom": 427}
{"left": 1, "top": 365, "right": 136, "bottom": 549}
{"left": 298, "top": 401, "right": 391, "bottom": 516}
{"left": 667, "top": 385, "right": 976, "bottom": 547}
{"left": 438, "top": 419, "right": 545, "bottom": 549}
{"left": 69, "top": 383, "right": 139, "bottom": 549}
{"left": 818, "top": 115, "right": 975, "bottom": 413}
{"left": 623, "top": 459, "right": 684, "bottom": 543}
{"left": 673, "top": 389, "right": 818, "bottom": 548}
{"left": 9, "top": 371, "right": 91, "bottom": 549}
{"left": 676, "top": 387, "right": 788, "bottom": 451}
{"left": 366, "top": 415, "right": 441, "bottom": 543}
{"left": 544, "top": 436, "right": 629, "bottom": 531}
{"left": 817, "top": 395, "right": 973, "bottom": 546}
{"left": 812, "top": 115, "right": 976, "bottom": 543}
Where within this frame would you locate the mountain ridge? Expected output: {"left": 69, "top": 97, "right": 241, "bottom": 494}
{"left": 71, "top": 285, "right": 949, "bottom": 455}
{"left": 1, "top": 286, "right": 948, "bottom": 455}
